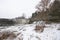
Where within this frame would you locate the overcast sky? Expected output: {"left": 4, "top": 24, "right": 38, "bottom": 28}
{"left": 0, "top": 0, "right": 40, "bottom": 18}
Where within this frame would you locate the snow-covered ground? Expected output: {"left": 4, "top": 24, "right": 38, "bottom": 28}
{"left": 0, "top": 23, "right": 60, "bottom": 40}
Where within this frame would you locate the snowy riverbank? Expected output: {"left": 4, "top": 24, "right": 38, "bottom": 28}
{"left": 0, "top": 23, "right": 60, "bottom": 40}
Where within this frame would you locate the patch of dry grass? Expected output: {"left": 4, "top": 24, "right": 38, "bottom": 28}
{"left": 34, "top": 25, "right": 45, "bottom": 32}
{"left": 0, "top": 31, "right": 17, "bottom": 40}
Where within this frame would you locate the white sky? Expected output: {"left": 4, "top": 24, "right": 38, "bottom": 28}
{"left": 0, "top": 0, "right": 40, "bottom": 18}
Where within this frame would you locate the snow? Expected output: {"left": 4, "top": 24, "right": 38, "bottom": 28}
{"left": 0, "top": 23, "right": 60, "bottom": 40}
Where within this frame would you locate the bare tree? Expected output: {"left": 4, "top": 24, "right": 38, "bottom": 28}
{"left": 22, "top": 13, "right": 26, "bottom": 18}
{"left": 36, "top": 0, "right": 51, "bottom": 11}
